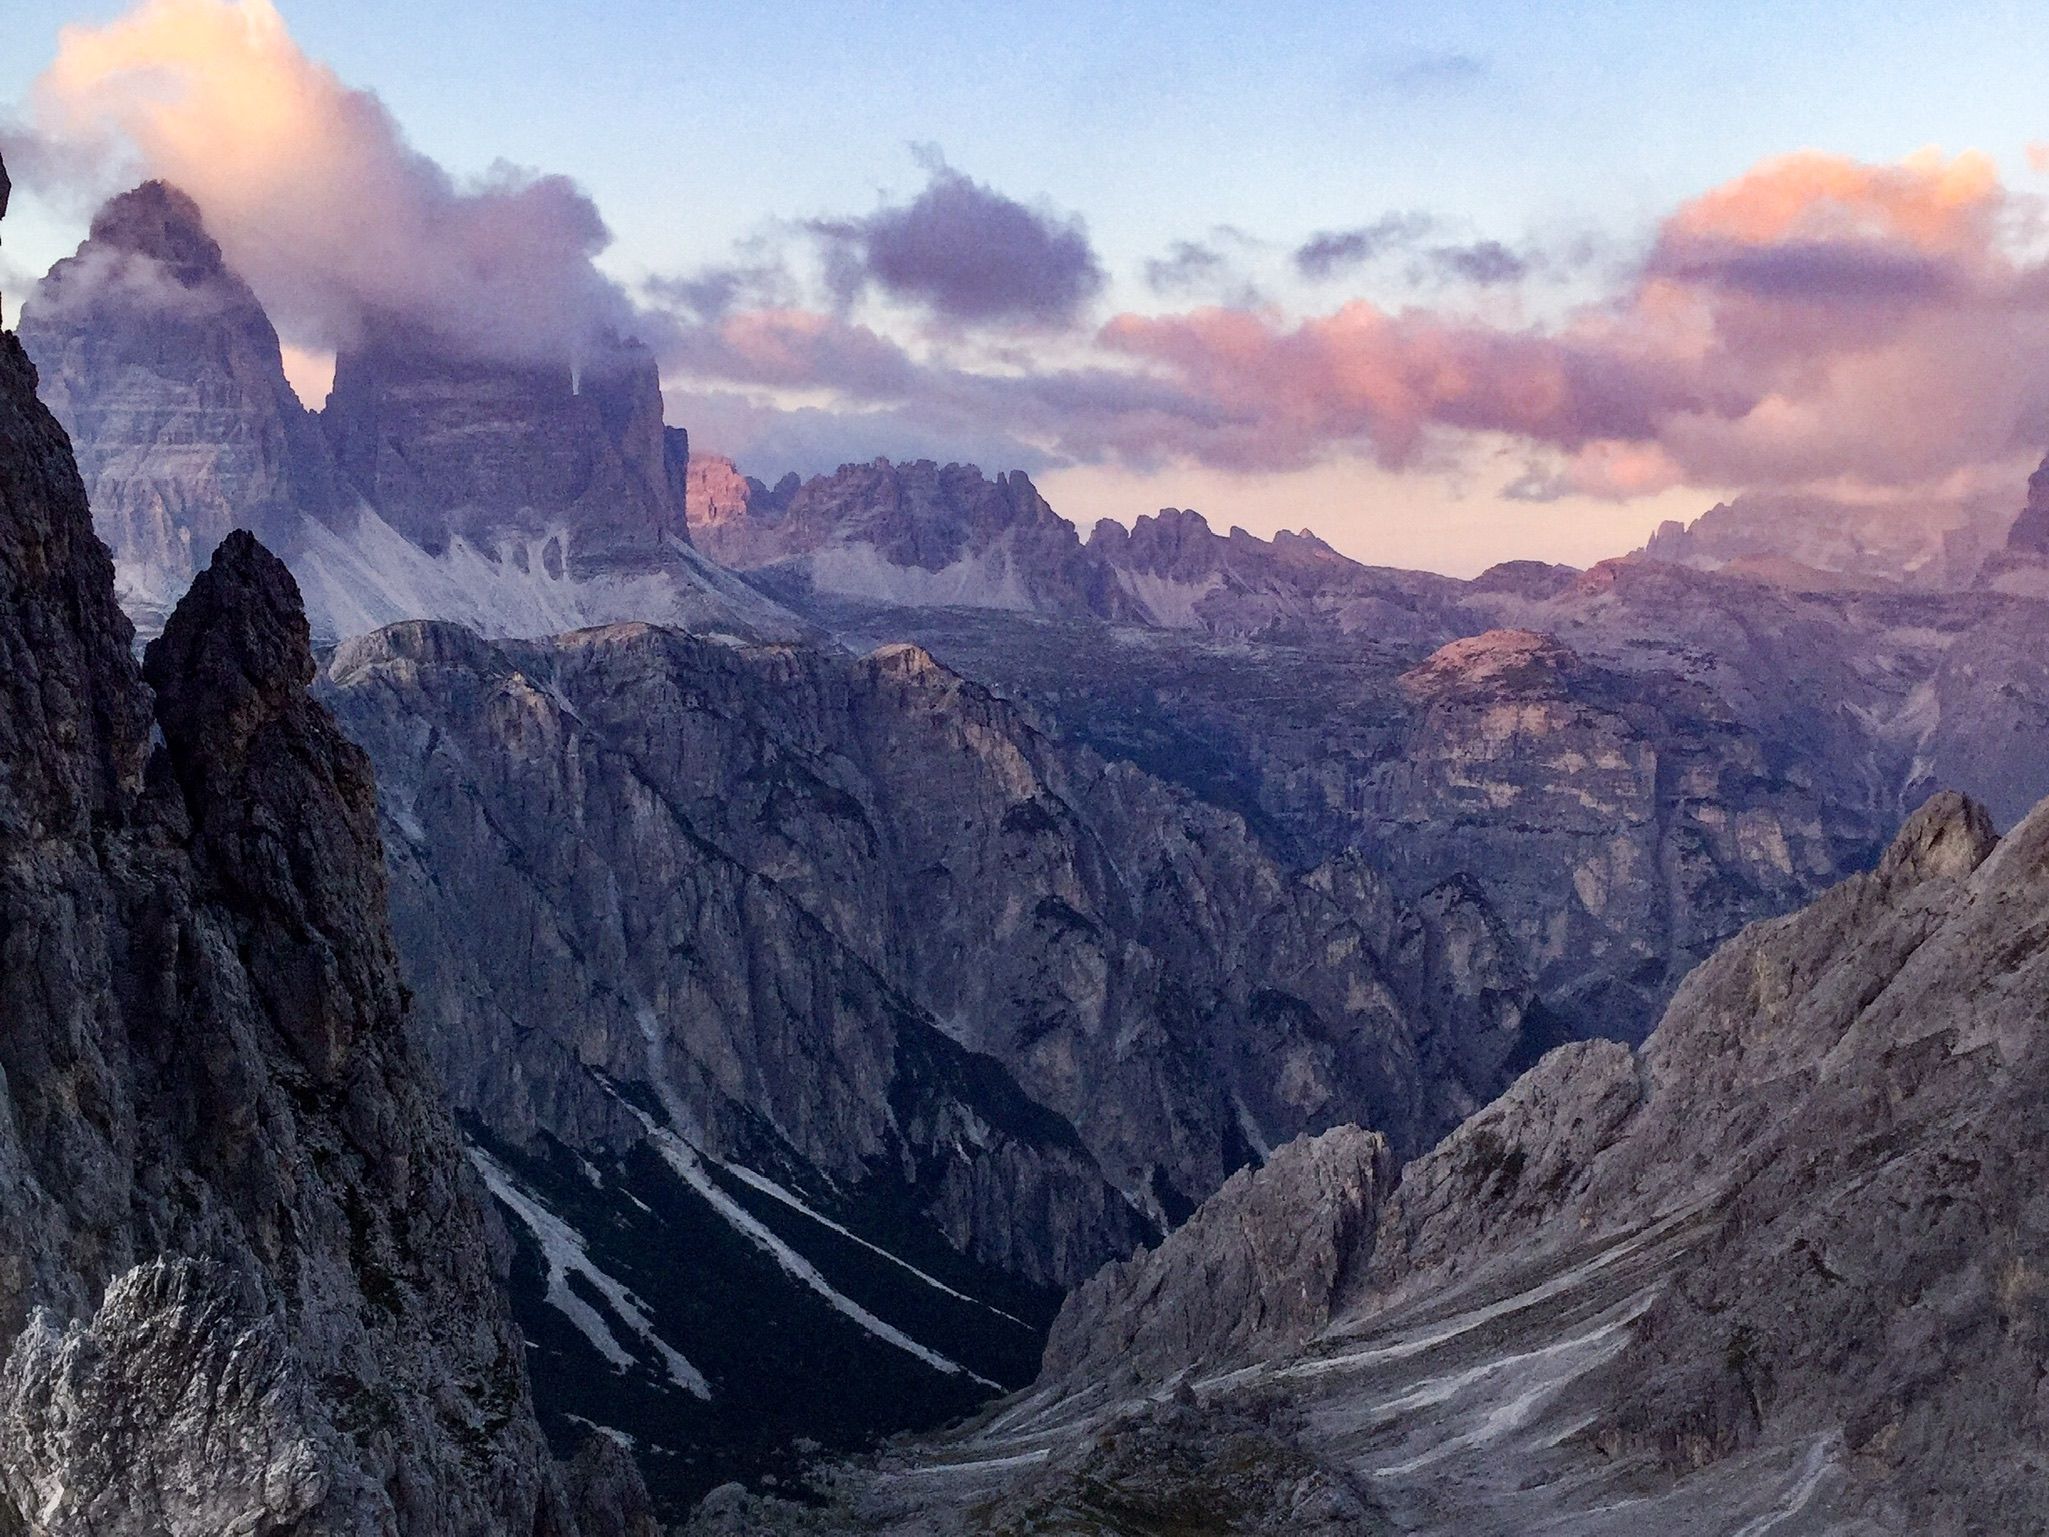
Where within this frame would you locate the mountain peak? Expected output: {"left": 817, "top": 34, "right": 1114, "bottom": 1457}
{"left": 2004, "top": 452, "right": 2049, "bottom": 556}
{"left": 1401, "top": 628, "right": 1580, "bottom": 699}
{"left": 143, "top": 529, "right": 316, "bottom": 757}
{"left": 1877, "top": 789, "right": 1996, "bottom": 889}
{"left": 85, "top": 180, "right": 219, "bottom": 272}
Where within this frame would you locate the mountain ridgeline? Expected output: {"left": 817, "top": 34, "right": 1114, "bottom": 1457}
{"left": 17, "top": 181, "right": 797, "bottom": 646}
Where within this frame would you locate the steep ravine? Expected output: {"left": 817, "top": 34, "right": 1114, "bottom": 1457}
{"left": 316, "top": 614, "right": 1548, "bottom": 1508}
{"left": 704, "top": 792, "right": 2049, "bottom": 1533}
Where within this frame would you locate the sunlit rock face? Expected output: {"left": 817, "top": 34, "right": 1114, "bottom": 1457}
{"left": 16, "top": 181, "right": 345, "bottom": 632}
{"left": 683, "top": 450, "right": 797, "bottom": 567}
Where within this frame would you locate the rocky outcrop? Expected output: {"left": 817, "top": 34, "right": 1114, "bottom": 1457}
{"left": 1350, "top": 790, "right": 2040, "bottom": 1525}
{"left": 1362, "top": 627, "right": 1849, "bottom": 1039}
{"left": 683, "top": 451, "right": 795, "bottom": 567}
{"left": 322, "top": 326, "right": 685, "bottom": 570}
{"left": 867, "top": 609, "right": 1863, "bottom": 1045}
{"left": 16, "top": 182, "right": 343, "bottom": 630}
{"left": 318, "top": 614, "right": 1542, "bottom": 1507}
{"left": 1088, "top": 507, "right": 1466, "bottom": 641}
{"left": 327, "top": 621, "right": 1539, "bottom": 1211}
{"left": 1041, "top": 1125, "right": 1392, "bottom": 1388}
{"left": 693, "top": 474, "right": 1462, "bottom": 639}
{"left": 322, "top": 619, "right": 1151, "bottom": 1508}
{"left": 0, "top": 165, "right": 610, "bottom": 1531}
{"left": 1638, "top": 492, "right": 2007, "bottom": 591}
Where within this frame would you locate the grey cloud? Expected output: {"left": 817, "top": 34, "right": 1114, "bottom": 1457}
{"left": 1649, "top": 235, "right": 1960, "bottom": 304}
{"left": 644, "top": 257, "right": 790, "bottom": 322}
{"left": 1146, "top": 240, "right": 1229, "bottom": 294}
{"left": 1295, "top": 213, "right": 1433, "bottom": 279}
{"left": 1428, "top": 239, "right": 1530, "bottom": 285}
{"left": 811, "top": 160, "right": 1105, "bottom": 325}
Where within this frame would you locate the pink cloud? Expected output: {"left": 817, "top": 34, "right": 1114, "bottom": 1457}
{"left": 1088, "top": 148, "right": 2049, "bottom": 498}
{"left": 28, "top": 0, "right": 634, "bottom": 364}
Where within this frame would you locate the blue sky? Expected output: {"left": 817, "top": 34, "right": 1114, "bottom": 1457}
{"left": 8, "top": 1, "right": 2049, "bottom": 571}
{"left": 14, "top": 0, "right": 2046, "bottom": 288}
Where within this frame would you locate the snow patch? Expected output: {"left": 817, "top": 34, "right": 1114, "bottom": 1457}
{"left": 720, "top": 1159, "right": 1033, "bottom": 1330}
{"left": 469, "top": 1146, "right": 711, "bottom": 1399}
{"left": 1114, "top": 568, "right": 1223, "bottom": 629}
{"left": 805, "top": 538, "right": 1036, "bottom": 611}
{"left": 619, "top": 1103, "right": 999, "bottom": 1389}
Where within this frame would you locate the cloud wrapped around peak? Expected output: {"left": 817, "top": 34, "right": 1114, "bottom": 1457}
{"left": 28, "top": 0, "right": 636, "bottom": 365}
{"left": 812, "top": 158, "right": 1105, "bottom": 325}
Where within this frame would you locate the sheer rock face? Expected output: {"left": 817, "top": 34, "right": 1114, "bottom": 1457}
{"left": 682, "top": 452, "right": 787, "bottom": 565}
{"left": 0, "top": 252, "right": 594, "bottom": 1531}
{"left": 884, "top": 608, "right": 1860, "bottom": 1047}
{"left": 322, "top": 329, "right": 687, "bottom": 572}
{"left": 1040, "top": 1125, "right": 1393, "bottom": 1388}
{"left": 320, "top": 616, "right": 1540, "bottom": 1505}
{"left": 1363, "top": 626, "right": 1849, "bottom": 1041}
{"left": 22, "top": 182, "right": 800, "bottom": 646}
{"left": 324, "top": 621, "right": 1540, "bottom": 1232}
{"left": 16, "top": 182, "right": 342, "bottom": 631}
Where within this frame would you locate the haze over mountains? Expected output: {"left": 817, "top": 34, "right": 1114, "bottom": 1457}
{"left": 11, "top": 155, "right": 2049, "bottom": 1533}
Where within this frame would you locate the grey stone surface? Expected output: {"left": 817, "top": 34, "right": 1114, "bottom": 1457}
{"left": 17, "top": 182, "right": 343, "bottom": 631}
{"left": 20, "top": 181, "right": 803, "bottom": 646}
{"left": 323, "top": 620, "right": 1540, "bottom": 1242}
{"left": 1041, "top": 1125, "right": 1392, "bottom": 1388}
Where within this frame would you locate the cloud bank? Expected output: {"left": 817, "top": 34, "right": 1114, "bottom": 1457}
{"left": 661, "top": 146, "right": 2049, "bottom": 505}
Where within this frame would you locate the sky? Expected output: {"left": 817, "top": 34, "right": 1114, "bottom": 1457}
{"left": 8, "top": 0, "right": 2049, "bottom": 573}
